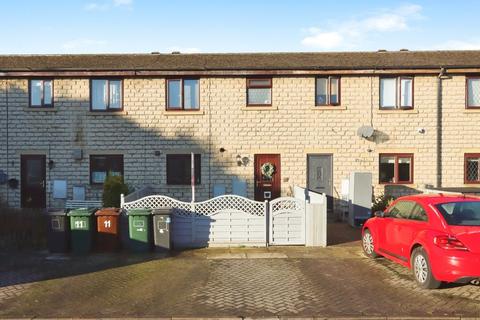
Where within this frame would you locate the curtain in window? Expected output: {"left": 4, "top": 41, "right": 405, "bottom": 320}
{"left": 43, "top": 80, "right": 52, "bottom": 105}
{"left": 400, "top": 78, "right": 413, "bottom": 107}
{"left": 379, "top": 156, "right": 395, "bottom": 183}
{"left": 398, "top": 157, "right": 411, "bottom": 182}
{"left": 168, "top": 80, "right": 182, "bottom": 108}
{"left": 380, "top": 78, "right": 396, "bottom": 108}
{"left": 30, "top": 80, "right": 42, "bottom": 106}
{"left": 184, "top": 79, "right": 199, "bottom": 109}
{"left": 248, "top": 88, "right": 271, "bottom": 105}
{"left": 316, "top": 78, "right": 328, "bottom": 105}
{"left": 109, "top": 80, "right": 121, "bottom": 109}
{"left": 468, "top": 79, "right": 480, "bottom": 107}
{"left": 330, "top": 77, "right": 339, "bottom": 104}
{"left": 92, "top": 80, "right": 108, "bottom": 110}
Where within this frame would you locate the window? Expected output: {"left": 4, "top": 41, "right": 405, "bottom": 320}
{"left": 379, "top": 154, "right": 413, "bottom": 184}
{"left": 465, "top": 153, "right": 480, "bottom": 183}
{"left": 166, "top": 79, "right": 200, "bottom": 110}
{"left": 90, "top": 79, "right": 123, "bottom": 111}
{"left": 387, "top": 200, "right": 427, "bottom": 221}
{"left": 90, "top": 155, "right": 124, "bottom": 184}
{"left": 166, "top": 154, "right": 201, "bottom": 185}
{"left": 315, "top": 76, "right": 340, "bottom": 106}
{"left": 29, "top": 79, "right": 53, "bottom": 108}
{"left": 466, "top": 78, "right": 480, "bottom": 108}
{"left": 410, "top": 203, "right": 428, "bottom": 221}
{"left": 247, "top": 78, "right": 272, "bottom": 106}
{"left": 387, "top": 200, "right": 416, "bottom": 219}
{"left": 436, "top": 201, "right": 480, "bottom": 226}
{"left": 380, "top": 77, "right": 413, "bottom": 109}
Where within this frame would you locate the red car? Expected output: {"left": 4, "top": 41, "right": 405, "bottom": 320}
{"left": 362, "top": 194, "right": 480, "bottom": 289}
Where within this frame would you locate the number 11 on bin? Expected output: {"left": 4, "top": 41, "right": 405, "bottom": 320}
{"left": 104, "top": 220, "right": 111, "bottom": 228}
{"left": 74, "top": 220, "right": 86, "bottom": 229}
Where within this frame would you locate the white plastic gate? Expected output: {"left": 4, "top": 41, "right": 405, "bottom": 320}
{"left": 269, "top": 197, "right": 306, "bottom": 245}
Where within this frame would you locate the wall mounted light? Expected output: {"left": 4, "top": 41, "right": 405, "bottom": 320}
{"left": 236, "top": 155, "right": 250, "bottom": 167}
{"left": 219, "top": 148, "right": 226, "bottom": 153}
{"left": 48, "top": 160, "right": 55, "bottom": 170}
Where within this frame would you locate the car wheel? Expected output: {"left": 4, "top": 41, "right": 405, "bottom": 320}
{"left": 411, "top": 247, "right": 442, "bottom": 289}
{"left": 362, "top": 229, "right": 379, "bottom": 258}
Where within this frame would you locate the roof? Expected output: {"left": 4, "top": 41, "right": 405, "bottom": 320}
{"left": 1, "top": 50, "right": 480, "bottom": 73}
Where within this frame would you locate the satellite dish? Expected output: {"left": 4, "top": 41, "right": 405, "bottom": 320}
{"left": 357, "top": 126, "right": 375, "bottom": 138}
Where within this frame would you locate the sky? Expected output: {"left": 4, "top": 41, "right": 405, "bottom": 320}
{"left": 0, "top": 0, "right": 479, "bottom": 54}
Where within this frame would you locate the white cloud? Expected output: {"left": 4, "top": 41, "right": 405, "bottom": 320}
{"left": 62, "top": 38, "right": 108, "bottom": 52}
{"left": 84, "top": 3, "right": 109, "bottom": 11}
{"left": 301, "top": 4, "right": 423, "bottom": 50}
{"left": 301, "top": 31, "right": 343, "bottom": 49}
{"left": 113, "top": 0, "right": 132, "bottom": 6}
{"left": 434, "top": 40, "right": 480, "bottom": 50}
{"left": 84, "top": 0, "right": 132, "bottom": 11}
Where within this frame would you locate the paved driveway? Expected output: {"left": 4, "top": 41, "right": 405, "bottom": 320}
{"left": 0, "top": 224, "right": 479, "bottom": 318}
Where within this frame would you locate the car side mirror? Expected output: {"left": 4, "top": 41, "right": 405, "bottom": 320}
{"left": 374, "top": 211, "right": 385, "bottom": 218}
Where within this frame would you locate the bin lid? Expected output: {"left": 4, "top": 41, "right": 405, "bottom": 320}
{"left": 44, "top": 208, "right": 68, "bottom": 216}
{"left": 151, "top": 208, "right": 172, "bottom": 215}
{"left": 127, "top": 208, "right": 151, "bottom": 216}
{"left": 67, "top": 207, "right": 97, "bottom": 216}
{"left": 95, "top": 207, "right": 122, "bottom": 216}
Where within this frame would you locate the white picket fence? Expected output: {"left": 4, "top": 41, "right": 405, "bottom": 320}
{"left": 121, "top": 193, "right": 326, "bottom": 248}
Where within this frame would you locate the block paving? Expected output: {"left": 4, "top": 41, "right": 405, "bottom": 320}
{"left": 1, "top": 242, "right": 479, "bottom": 318}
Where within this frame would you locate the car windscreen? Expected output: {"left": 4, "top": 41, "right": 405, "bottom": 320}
{"left": 435, "top": 201, "right": 480, "bottom": 226}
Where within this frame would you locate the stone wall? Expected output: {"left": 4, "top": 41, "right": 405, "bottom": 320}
{"left": 0, "top": 74, "right": 470, "bottom": 211}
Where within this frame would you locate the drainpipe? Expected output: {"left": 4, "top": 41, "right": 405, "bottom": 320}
{"left": 5, "top": 80, "right": 9, "bottom": 206}
{"left": 436, "top": 68, "right": 445, "bottom": 188}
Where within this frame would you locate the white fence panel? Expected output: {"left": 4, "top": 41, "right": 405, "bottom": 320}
{"left": 269, "top": 197, "right": 306, "bottom": 245}
{"left": 122, "top": 194, "right": 267, "bottom": 248}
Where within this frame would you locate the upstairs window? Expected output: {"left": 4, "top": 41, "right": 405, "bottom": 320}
{"left": 467, "top": 78, "right": 480, "bottom": 108}
{"left": 166, "top": 79, "right": 200, "bottom": 110}
{"left": 90, "top": 155, "right": 124, "bottom": 184}
{"left": 315, "top": 76, "right": 340, "bottom": 106}
{"left": 91, "top": 79, "right": 122, "bottom": 111}
{"left": 29, "top": 79, "right": 53, "bottom": 108}
{"left": 166, "top": 154, "right": 201, "bottom": 185}
{"left": 379, "top": 153, "right": 413, "bottom": 184}
{"left": 465, "top": 153, "right": 480, "bottom": 183}
{"left": 247, "top": 78, "right": 272, "bottom": 106}
{"left": 380, "top": 77, "right": 413, "bottom": 109}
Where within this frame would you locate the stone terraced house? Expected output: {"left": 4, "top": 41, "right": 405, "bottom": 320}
{"left": 1, "top": 50, "right": 480, "bottom": 214}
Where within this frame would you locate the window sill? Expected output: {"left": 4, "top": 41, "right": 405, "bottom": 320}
{"left": 377, "top": 109, "right": 418, "bottom": 114}
{"left": 379, "top": 183, "right": 415, "bottom": 186}
{"left": 311, "top": 106, "right": 347, "bottom": 111}
{"left": 464, "top": 109, "right": 480, "bottom": 113}
{"left": 242, "top": 106, "right": 278, "bottom": 111}
{"left": 88, "top": 111, "right": 128, "bottom": 116}
{"left": 164, "top": 110, "right": 204, "bottom": 116}
{"left": 23, "top": 107, "right": 58, "bottom": 112}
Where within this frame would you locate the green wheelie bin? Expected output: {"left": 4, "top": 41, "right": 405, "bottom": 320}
{"left": 127, "top": 208, "right": 152, "bottom": 252}
{"left": 68, "top": 208, "right": 97, "bottom": 254}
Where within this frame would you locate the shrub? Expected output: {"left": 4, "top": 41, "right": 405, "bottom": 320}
{"left": 372, "top": 193, "right": 395, "bottom": 213}
{"left": 103, "top": 174, "right": 129, "bottom": 207}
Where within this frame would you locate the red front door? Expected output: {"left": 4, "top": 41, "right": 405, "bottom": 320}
{"left": 254, "top": 154, "right": 281, "bottom": 201}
